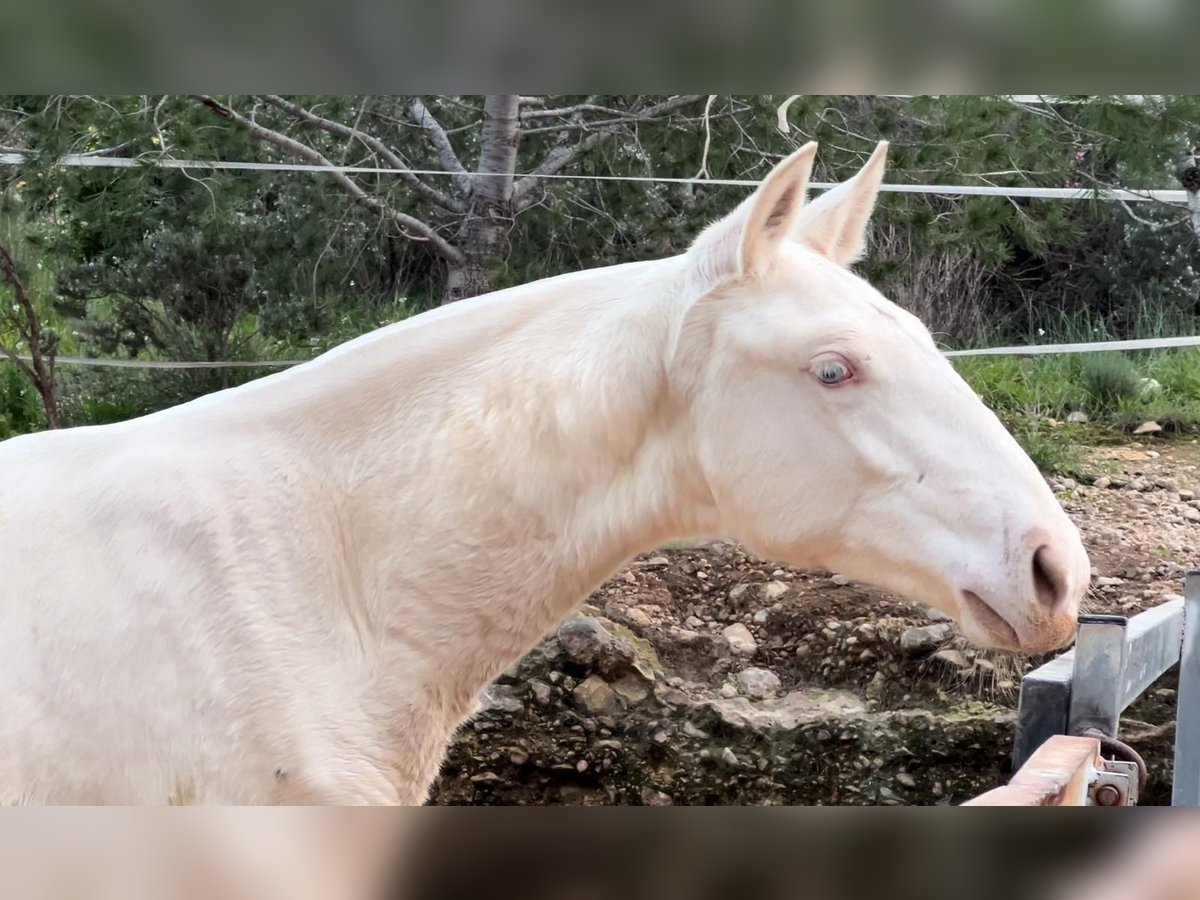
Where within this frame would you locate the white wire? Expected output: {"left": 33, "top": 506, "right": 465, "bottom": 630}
{"left": 0, "top": 152, "right": 1189, "bottom": 204}
{"left": 6, "top": 335, "right": 1200, "bottom": 370}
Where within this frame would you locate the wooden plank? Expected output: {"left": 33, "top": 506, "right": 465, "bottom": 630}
{"left": 965, "top": 735, "right": 1101, "bottom": 806}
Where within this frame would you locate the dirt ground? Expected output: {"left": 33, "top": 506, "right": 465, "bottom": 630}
{"left": 428, "top": 437, "right": 1198, "bottom": 806}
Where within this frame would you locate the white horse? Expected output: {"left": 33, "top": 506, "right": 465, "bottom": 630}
{"left": 0, "top": 141, "right": 1090, "bottom": 805}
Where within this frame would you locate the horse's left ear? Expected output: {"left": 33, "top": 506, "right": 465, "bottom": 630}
{"left": 688, "top": 142, "right": 817, "bottom": 284}
{"left": 794, "top": 140, "right": 888, "bottom": 267}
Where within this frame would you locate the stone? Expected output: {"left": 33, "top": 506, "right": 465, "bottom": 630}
{"left": 1066, "top": 411, "right": 1088, "bottom": 424}
{"left": 721, "top": 747, "right": 740, "bottom": 766}
{"left": 477, "top": 684, "right": 524, "bottom": 715}
{"left": 1185, "top": 507, "right": 1200, "bottom": 523}
{"left": 735, "top": 666, "right": 782, "bottom": 699}
{"left": 640, "top": 787, "right": 674, "bottom": 806}
{"left": 624, "top": 607, "right": 653, "bottom": 629}
{"left": 900, "top": 622, "right": 954, "bottom": 654}
{"left": 722, "top": 623, "right": 758, "bottom": 656}
{"left": 1094, "top": 476, "right": 1112, "bottom": 489}
{"left": 718, "top": 682, "right": 739, "bottom": 699}
{"left": 1181, "top": 490, "right": 1195, "bottom": 501}
{"left": 610, "top": 673, "right": 651, "bottom": 705}
{"left": 1095, "top": 576, "right": 1124, "bottom": 588}
{"left": 529, "top": 679, "right": 553, "bottom": 706}
{"left": 925, "top": 608, "right": 952, "bottom": 622}
{"left": 573, "top": 675, "right": 622, "bottom": 715}
{"left": 653, "top": 684, "right": 690, "bottom": 707}
{"left": 682, "top": 721, "right": 708, "bottom": 739}
{"left": 896, "top": 772, "right": 916, "bottom": 788}
{"left": 752, "top": 609, "right": 769, "bottom": 624}
{"left": 762, "top": 580, "right": 790, "bottom": 600}
{"left": 830, "top": 574, "right": 851, "bottom": 586}
{"left": 705, "top": 689, "right": 866, "bottom": 733}
{"left": 684, "top": 615, "right": 704, "bottom": 629}
{"left": 1133, "top": 421, "right": 1163, "bottom": 435}
{"left": 865, "top": 671, "right": 886, "bottom": 700}
{"left": 557, "top": 616, "right": 622, "bottom": 666}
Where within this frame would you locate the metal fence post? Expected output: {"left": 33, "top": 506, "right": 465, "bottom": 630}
{"left": 1068, "top": 615, "right": 1128, "bottom": 738}
{"left": 1173, "top": 572, "right": 1200, "bottom": 806}
{"left": 1013, "top": 651, "right": 1074, "bottom": 771}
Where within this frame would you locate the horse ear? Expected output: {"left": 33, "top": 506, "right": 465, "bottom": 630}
{"left": 688, "top": 142, "right": 817, "bottom": 283}
{"left": 793, "top": 140, "right": 888, "bottom": 267}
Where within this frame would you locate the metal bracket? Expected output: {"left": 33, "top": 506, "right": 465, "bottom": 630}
{"left": 1088, "top": 759, "right": 1139, "bottom": 806}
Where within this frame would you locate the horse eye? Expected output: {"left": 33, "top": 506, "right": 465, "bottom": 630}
{"left": 814, "top": 358, "right": 853, "bottom": 386}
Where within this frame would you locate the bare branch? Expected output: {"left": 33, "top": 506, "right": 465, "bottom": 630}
{"left": 408, "top": 98, "right": 471, "bottom": 194}
{"left": 513, "top": 95, "right": 706, "bottom": 208}
{"left": 195, "top": 95, "right": 462, "bottom": 263}
{"left": 519, "top": 99, "right": 629, "bottom": 120}
{"left": 1115, "top": 197, "right": 1188, "bottom": 232}
{"left": 259, "top": 95, "right": 462, "bottom": 212}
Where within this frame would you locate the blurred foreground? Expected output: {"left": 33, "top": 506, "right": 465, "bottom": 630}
{"left": 0, "top": 810, "right": 1196, "bottom": 900}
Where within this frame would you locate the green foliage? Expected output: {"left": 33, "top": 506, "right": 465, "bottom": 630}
{"left": 4, "top": 94, "right": 1200, "bottom": 445}
{"left": 1006, "top": 416, "right": 1086, "bottom": 479}
{"left": 0, "top": 361, "right": 42, "bottom": 437}
{"left": 954, "top": 356, "right": 1087, "bottom": 421}
{"left": 1081, "top": 353, "right": 1143, "bottom": 412}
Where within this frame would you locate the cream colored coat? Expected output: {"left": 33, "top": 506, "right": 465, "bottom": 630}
{"left": 0, "top": 143, "right": 1089, "bottom": 805}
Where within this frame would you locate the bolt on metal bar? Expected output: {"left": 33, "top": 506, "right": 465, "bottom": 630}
{"left": 1173, "top": 573, "right": 1200, "bottom": 806}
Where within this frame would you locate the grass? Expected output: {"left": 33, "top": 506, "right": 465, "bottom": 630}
{"left": 954, "top": 340, "right": 1200, "bottom": 477}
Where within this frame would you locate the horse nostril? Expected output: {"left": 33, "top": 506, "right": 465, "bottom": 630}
{"left": 1032, "top": 544, "right": 1067, "bottom": 610}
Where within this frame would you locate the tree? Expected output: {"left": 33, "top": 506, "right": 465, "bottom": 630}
{"left": 0, "top": 240, "right": 59, "bottom": 428}
{"left": 195, "top": 95, "right": 707, "bottom": 303}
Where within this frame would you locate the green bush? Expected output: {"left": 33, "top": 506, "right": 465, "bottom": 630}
{"left": 1080, "top": 353, "right": 1143, "bottom": 413}
{"left": 0, "top": 362, "right": 43, "bottom": 438}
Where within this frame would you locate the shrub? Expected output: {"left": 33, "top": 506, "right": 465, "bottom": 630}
{"left": 1081, "top": 353, "right": 1143, "bottom": 413}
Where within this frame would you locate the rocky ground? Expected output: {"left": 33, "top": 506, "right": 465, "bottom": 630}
{"left": 428, "top": 437, "right": 1200, "bottom": 806}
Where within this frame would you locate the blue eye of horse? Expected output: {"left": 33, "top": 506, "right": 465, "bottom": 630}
{"left": 818, "top": 362, "right": 848, "bottom": 384}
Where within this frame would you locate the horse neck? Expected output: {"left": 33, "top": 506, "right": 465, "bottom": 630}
{"left": 262, "top": 258, "right": 720, "bottom": 682}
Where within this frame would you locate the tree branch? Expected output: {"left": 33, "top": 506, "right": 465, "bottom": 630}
{"left": 519, "top": 99, "right": 626, "bottom": 120}
{"left": 196, "top": 96, "right": 462, "bottom": 263}
{"left": 0, "top": 241, "right": 59, "bottom": 427}
{"left": 259, "top": 95, "right": 463, "bottom": 213}
{"left": 407, "top": 98, "right": 471, "bottom": 194}
{"left": 513, "top": 95, "right": 705, "bottom": 208}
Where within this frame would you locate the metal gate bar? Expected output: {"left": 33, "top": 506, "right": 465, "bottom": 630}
{"left": 1173, "top": 574, "right": 1200, "bottom": 805}
{"left": 1012, "top": 572, "right": 1200, "bottom": 805}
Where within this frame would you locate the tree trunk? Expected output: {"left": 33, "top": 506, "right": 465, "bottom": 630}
{"left": 441, "top": 95, "right": 521, "bottom": 305}
{"left": 0, "top": 242, "right": 60, "bottom": 429}
{"left": 35, "top": 375, "right": 60, "bottom": 429}
{"left": 443, "top": 211, "right": 510, "bottom": 303}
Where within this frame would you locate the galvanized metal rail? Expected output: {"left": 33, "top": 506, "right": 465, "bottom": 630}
{"left": 1003, "top": 570, "right": 1200, "bottom": 806}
